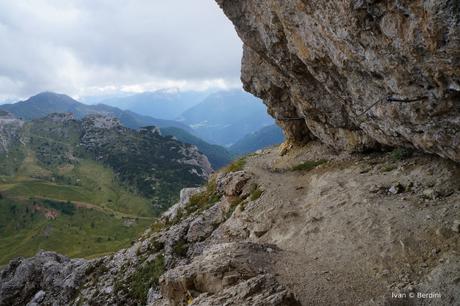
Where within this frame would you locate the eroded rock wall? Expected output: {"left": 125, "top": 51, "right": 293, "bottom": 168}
{"left": 217, "top": 0, "right": 460, "bottom": 161}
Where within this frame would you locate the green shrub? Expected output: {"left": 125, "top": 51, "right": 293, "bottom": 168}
{"left": 128, "top": 255, "right": 165, "bottom": 304}
{"left": 150, "top": 239, "right": 164, "bottom": 252}
{"left": 291, "top": 160, "right": 327, "bottom": 171}
{"left": 172, "top": 239, "right": 188, "bottom": 257}
{"left": 43, "top": 199, "right": 76, "bottom": 215}
{"left": 390, "top": 147, "right": 413, "bottom": 161}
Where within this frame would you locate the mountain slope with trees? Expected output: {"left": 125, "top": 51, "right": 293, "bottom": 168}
{"left": 0, "top": 112, "right": 211, "bottom": 264}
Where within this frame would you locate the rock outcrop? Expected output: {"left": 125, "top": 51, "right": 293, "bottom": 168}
{"left": 216, "top": 0, "right": 459, "bottom": 162}
{"left": 163, "top": 187, "right": 205, "bottom": 222}
{"left": 0, "top": 252, "right": 91, "bottom": 306}
{"left": 0, "top": 111, "right": 24, "bottom": 154}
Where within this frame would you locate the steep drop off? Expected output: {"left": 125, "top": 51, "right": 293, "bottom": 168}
{"left": 216, "top": 0, "right": 459, "bottom": 161}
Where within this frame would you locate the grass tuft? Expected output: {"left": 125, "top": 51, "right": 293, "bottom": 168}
{"left": 390, "top": 147, "right": 413, "bottom": 161}
{"left": 291, "top": 160, "right": 327, "bottom": 171}
{"left": 126, "top": 254, "right": 165, "bottom": 304}
{"left": 171, "top": 178, "right": 222, "bottom": 225}
{"left": 249, "top": 185, "right": 264, "bottom": 201}
{"left": 224, "top": 157, "right": 246, "bottom": 174}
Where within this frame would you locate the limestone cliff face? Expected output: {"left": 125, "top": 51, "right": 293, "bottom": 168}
{"left": 216, "top": 0, "right": 459, "bottom": 161}
{"left": 0, "top": 112, "right": 23, "bottom": 154}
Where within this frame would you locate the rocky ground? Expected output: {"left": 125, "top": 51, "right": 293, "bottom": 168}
{"left": 1, "top": 142, "right": 458, "bottom": 305}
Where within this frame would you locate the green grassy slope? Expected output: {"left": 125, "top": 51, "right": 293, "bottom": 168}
{"left": 0, "top": 197, "right": 151, "bottom": 265}
{"left": 0, "top": 156, "right": 154, "bottom": 265}
{"left": 0, "top": 115, "right": 207, "bottom": 265}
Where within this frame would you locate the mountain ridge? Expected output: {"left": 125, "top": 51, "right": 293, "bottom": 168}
{"left": 96, "top": 90, "right": 209, "bottom": 120}
{"left": 0, "top": 92, "right": 192, "bottom": 132}
{"left": 0, "top": 92, "right": 238, "bottom": 169}
{"left": 229, "top": 124, "right": 284, "bottom": 155}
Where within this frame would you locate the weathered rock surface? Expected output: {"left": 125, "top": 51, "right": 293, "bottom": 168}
{"left": 216, "top": 170, "right": 251, "bottom": 196}
{"left": 0, "top": 111, "right": 24, "bottom": 154}
{"left": 216, "top": 0, "right": 460, "bottom": 162}
{"left": 0, "top": 251, "right": 91, "bottom": 306}
{"left": 163, "top": 187, "right": 206, "bottom": 222}
{"left": 158, "top": 242, "right": 294, "bottom": 306}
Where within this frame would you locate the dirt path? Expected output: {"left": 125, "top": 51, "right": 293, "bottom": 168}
{"left": 237, "top": 142, "right": 460, "bottom": 305}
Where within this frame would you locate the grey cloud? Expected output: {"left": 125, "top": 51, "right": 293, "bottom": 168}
{"left": 0, "top": 0, "right": 242, "bottom": 100}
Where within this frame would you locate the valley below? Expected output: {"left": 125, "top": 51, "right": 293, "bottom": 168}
{"left": 0, "top": 113, "right": 212, "bottom": 266}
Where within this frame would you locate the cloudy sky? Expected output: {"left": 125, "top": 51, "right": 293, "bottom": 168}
{"left": 0, "top": 0, "right": 243, "bottom": 101}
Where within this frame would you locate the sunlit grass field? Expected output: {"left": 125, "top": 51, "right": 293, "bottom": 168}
{"left": 0, "top": 155, "right": 155, "bottom": 265}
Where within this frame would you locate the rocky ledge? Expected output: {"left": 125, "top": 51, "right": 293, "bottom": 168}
{"left": 216, "top": 0, "right": 459, "bottom": 162}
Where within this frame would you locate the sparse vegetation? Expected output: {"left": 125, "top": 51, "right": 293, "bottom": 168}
{"left": 291, "top": 160, "right": 327, "bottom": 171}
{"left": 226, "top": 196, "right": 244, "bottom": 219}
{"left": 150, "top": 239, "right": 165, "bottom": 252}
{"left": 150, "top": 221, "right": 166, "bottom": 233}
{"left": 224, "top": 157, "right": 246, "bottom": 173}
{"left": 172, "top": 239, "right": 188, "bottom": 257}
{"left": 171, "top": 178, "right": 221, "bottom": 224}
{"left": 43, "top": 199, "right": 76, "bottom": 215}
{"left": 390, "top": 147, "right": 413, "bottom": 161}
{"left": 249, "top": 184, "right": 264, "bottom": 201}
{"left": 127, "top": 255, "right": 165, "bottom": 304}
{"left": 381, "top": 164, "right": 397, "bottom": 172}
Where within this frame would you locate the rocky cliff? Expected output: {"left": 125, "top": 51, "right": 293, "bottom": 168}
{"left": 0, "top": 111, "right": 23, "bottom": 154}
{"left": 216, "top": 0, "right": 459, "bottom": 161}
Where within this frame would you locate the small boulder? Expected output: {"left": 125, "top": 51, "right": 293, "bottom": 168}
{"left": 452, "top": 220, "right": 460, "bottom": 233}
{"left": 422, "top": 188, "right": 436, "bottom": 200}
{"left": 388, "top": 183, "right": 404, "bottom": 194}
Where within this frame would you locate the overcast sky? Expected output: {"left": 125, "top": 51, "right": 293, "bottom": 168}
{"left": 0, "top": 0, "right": 243, "bottom": 101}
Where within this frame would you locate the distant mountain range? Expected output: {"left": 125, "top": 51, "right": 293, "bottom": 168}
{"left": 0, "top": 92, "right": 235, "bottom": 169}
{"left": 229, "top": 124, "right": 284, "bottom": 155}
{"left": 95, "top": 89, "right": 209, "bottom": 120}
{"left": 0, "top": 92, "right": 191, "bottom": 131}
{"left": 0, "top": 91, "right": 284, "bottom": 165}
{"left": 179, "top": 90, "right": 275, "bottom": 146}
